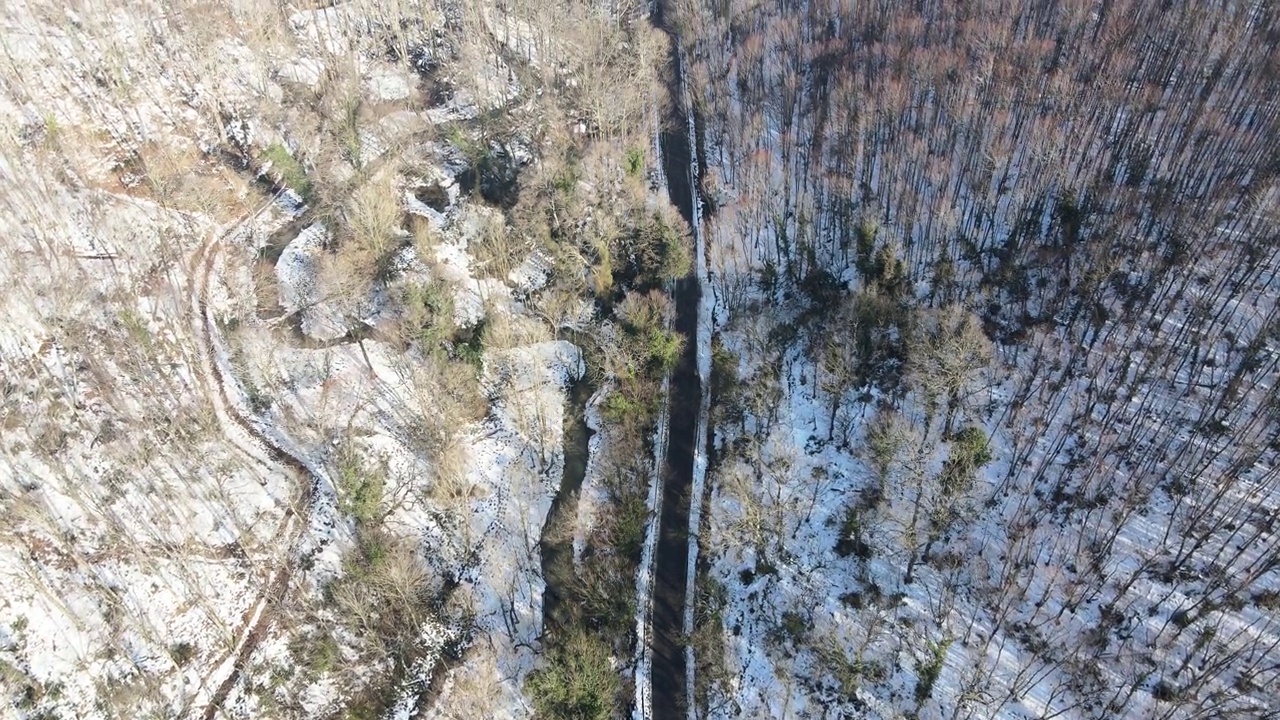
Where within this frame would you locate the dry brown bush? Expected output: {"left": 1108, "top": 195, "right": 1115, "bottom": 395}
{"left": 410, "top": 214, "right": 441, "bottom": 259}
{"left": 319, "top": 174, "right": 405, "bottom": 305}
{"left": 404, "top": 355, "right": 487, "bottom": 462}
{"left": 481, "top": 309, "right": 552, "bottom": 351}
{"left": 427, "top": 437, "right": 474, "bottom": 509}
{"left": 346, "top": 175, "right": 403, "bottom": 262}
{"left": 469, "top": 209, "right": 525, "bottom": 280}
{"left": 328, "top": 528, "right": 443, "bottom": 680}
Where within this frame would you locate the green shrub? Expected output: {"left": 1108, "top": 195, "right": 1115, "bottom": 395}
{"left": 854, "top": 220, "right": 878, "bottom": 280}
{"left": 617, "top": 290, "right": 684, "bottom": 373}
{"left": 118, "top": 308, "right": 152, "bottom": 348}
{"left": 340, "top": 97, "right": 362, "bottom": 168}
{"left": 0, "top": 658, "right": 26, "bottom": 687}
{"left": 263, "top": 143, "right": 313, "bottom": 201}
{"left": 42, "top": 113, "right": 61, "bottom": 149}
{"left": 939, "top": 426, "right": 992, "bottom": 497}
{"left": 336, "top": 443, "right": 386, "bottom": 527}
{"left": 552, "top": 166, "right": 579, "bottom": 196}
{"left": 312, "top": 635, "right": 340, "bottom": 675}
{"left": 526, "top": 630, "right": 619, "bottom": 720}
{"left": 710, "top": 339, "right": 739, "bottom": 397}
{"left": 576, "top": 554, "right": 637, "bottom": 635}
{"left": 610, "top": 488, "right": 648, "bottom": 561}
{"left": 646, "top": 329, "right": 683, "bottom": 372}
{"left": 454, "top": 338, "right": 484, "bottom": 368}
{"left": 329, "top": 529, "right": 433, "bottom": 667}
{"left": 624, "top": 147, "right": 644, "bottom": 178}
{"left": 402, "top": 282, "right": 455, "bottom": 350}
{"left": 835, "top": 506, "right": 872, "bottom": 559}
{"left": 692, "top": 577, "right": 728, "bottom": 706}
{"left": 656, "top": 221, "right": 691, "bottom": 281}
{"left": 780, "top": 611, "right": 808, "bottom": 645}
{"left": 342, "top": 687, "right": 397, "bottom": 720}
{"left": 600, "top": 388, "right": 655, "bottom": 427}
{"left": 914, "top": 637, "right": 951, "bottom": 703}
{"left": 344, "top": 529, "right": 391, "bottom": 578}
{"left": 447, "top": 126, "right": 488, "bottom": 168}
{"left": 846, "top": 289, "right": 914, "bottom": 390}
{"left": 241, "top": 375, "right": 273, "bottom": 415}
{"left": 169, "top": 642, "right": 196, "bottom": 667}
{"left": 627, "top": 211, "right": 692, "bottom": 286}
{"left": 601, "top": 390, "right": 638, "bottom": 422}
{"left": 289, "top": 632, "right": 340, "bottom": 677}
{"left": 951, "top": 426, "right": 993, "bottom": 465}
{"left": 863, "top": 409, "right": 907, "bottom": 483}
{"left": 450, "top": 315, "right": 487, "bottom": 368}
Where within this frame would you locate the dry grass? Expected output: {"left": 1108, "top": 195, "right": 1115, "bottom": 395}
{"left": 318, "top": 174, "right": 406, "bottom": 306}
{"left": 435, "top": 649, "right": 504, "bottom": 719}
{"left": 411, "top": 214, "right": 441, "bottom": 259}
{"left": 427, "top": 438, "right": 475, "bottom": 508}
{"left": 481, "top": 308, "right": 552, "bottom": 351}
{"left": 468, "top": 210, "right": 525, "bottom": 280}
{"left": 404, "top": 355, "right": 487, "bottom": 462}
{"left": 346, "top": 175, "right": 404, "bottom": 266}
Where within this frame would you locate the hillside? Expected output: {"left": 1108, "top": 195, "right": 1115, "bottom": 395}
{"left": 1, "top": 1, "right": 1278, "bottom": 719}
{"left": 679, "top": 0, "right": 1280, "bottom": 718}
{"left": 0, "top": 1, "right": 676, "bottom": 717}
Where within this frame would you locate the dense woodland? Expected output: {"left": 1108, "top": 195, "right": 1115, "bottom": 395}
{"left": 677, "top": 0, "right": 1280, "bottom": 717}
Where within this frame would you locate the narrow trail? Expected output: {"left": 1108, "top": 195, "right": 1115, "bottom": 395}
{"left": 539, "top": 377, "right": 595, "bottom": 636}
{"left": 182, "top": 199, "right": 329, "bottom": 720}
{"left": 185, "top": 190, "right": 448, "bottom": 719}
{"left": 184, "top": 128, "right": 463, "bottom": 716}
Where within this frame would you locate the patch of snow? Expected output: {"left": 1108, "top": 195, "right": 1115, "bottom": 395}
{"left": 275, "top": 222, "right": 328, "bottom": 317}
{"left": 278, "top": 57, "right": 326, "bottom": 88}
{"left": 367, "top": 67, "right": 413, "bottom": 102}
{"left": 508, "top": 251, "right": 554, "bottom": 293}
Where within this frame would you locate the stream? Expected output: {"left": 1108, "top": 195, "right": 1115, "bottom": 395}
{"left": 531, "top": 2, "right": 710, "bottom": 715}
{"left": 648, "top": 0, "right": 712, "bottom": 717}
{"left": 539, "top": 376, "right": 596, "bottom": 633}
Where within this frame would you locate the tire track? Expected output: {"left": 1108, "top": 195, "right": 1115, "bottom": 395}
{"left": 188, "top": 124, "right": 458, "bottom": 716}
{"left": 183, "top": 199, "right": 331, "bottom": 720}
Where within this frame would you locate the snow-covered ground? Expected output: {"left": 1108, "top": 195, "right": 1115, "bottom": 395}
{"left": 0, "top": 172, "right": 295, "bottom": 718}
{"left": 676, "top": 10, "right": 1280, "bottom": 710}
{"left": 689, "top": 60, "right": 1280, "bottom": 719}
{"left": 0, "top": 2, "right": 596, "bottom": 717}
{"left": 699, "top": 270, "right": 1280, "bottom": 719}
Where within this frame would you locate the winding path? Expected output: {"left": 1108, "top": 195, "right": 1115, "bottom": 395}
{"left": 183, "top": 197, "right": 331, "bottom": 720}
